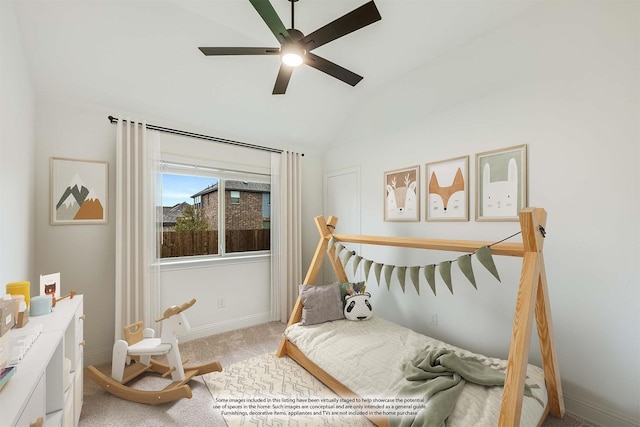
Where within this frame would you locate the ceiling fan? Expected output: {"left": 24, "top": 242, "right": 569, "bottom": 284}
{"left": 198, "top": 0, "right": 382, "bottom": 95}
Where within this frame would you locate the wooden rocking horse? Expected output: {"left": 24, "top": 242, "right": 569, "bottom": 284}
{"left": 86, "top": 298, "right": 222, "bottom": 404}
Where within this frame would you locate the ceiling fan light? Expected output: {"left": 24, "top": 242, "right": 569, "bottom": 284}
{"left": 282, "top": 53, "right": 303, "bottom": 67}
{"left": 281, "top": 45, "right": 305, "bottom": 67}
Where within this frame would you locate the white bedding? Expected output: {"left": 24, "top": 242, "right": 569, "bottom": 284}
{"left": 284, "top": 315, "right": 548, "bottom": 427}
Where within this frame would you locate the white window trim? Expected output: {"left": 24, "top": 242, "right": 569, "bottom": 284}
{"left": 158, "top": 159, "right": 271, "bottom": 263}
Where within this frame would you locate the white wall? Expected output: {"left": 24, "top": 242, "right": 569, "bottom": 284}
{"left": 33, "top": 100, "right": 118, "bottom": 364}
{"left": 30, "top": 99, "right": 325, "bottom": 364}
{"left": 323, "top": 2, "right": 639, "bottom": 425}
{"left": 0, "top": 2, "right": 37, "bottom": 289}
{"left": 157, "top": 131, "right": 273, "bottom": 341}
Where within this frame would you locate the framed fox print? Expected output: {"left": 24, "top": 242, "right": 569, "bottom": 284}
{"left": 425, "top": 156, "right": 469, "bottom": 221}
{"left": 475, "top": 144, "right": 527, "bottom": 222}
{"left": 384, "top": 165, "right": 420, "bottom": 222}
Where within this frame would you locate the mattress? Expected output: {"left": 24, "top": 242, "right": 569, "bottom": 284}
{"left": 284, "top": 315, "right": 548, "bottom": 426}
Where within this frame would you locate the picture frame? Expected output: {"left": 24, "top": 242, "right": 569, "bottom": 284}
{"left": 475, "top": 144, "right": 527, "bottom": 222}
{"left": 50, "top": 157, "right": 108, "bottom": 225}
{"left": 425, "top": 156, "right": 469, "bottom": 222}
{"left": 383, "top": 165, "right": 420, "bottom": 222}
{"left": 40, "top": 272, "right": 61, "bottom": 299}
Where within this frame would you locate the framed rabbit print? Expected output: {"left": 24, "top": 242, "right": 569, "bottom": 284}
{"left": 475, "top": 145, "right": 527, "bottom": 222}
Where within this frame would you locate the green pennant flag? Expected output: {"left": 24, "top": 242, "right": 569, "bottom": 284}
{"left": 476, "top": 246, "right": 501, "bottom": 282}
{"left": 342, "top": 249, "right": 354, "bottom": 267}
{"left": 374, "top": 263, "right": 383, "bottom": 286}
{"left": 457, "top": 254, "right": 477, "bottom": 289}
{"left": 363, "top": 259, "right": 373, "bottom": 282}
{"left": 409, "top": 266, "right": 420, "bottom": 295}
{"left": 396, "top": 266, "right": 407, "bottom": 293}
{"left": 327, "top": 237, "right": 336, "bottom": 252}
{"left": 423, "top": 265, "right": 436, "bottom": 296}
{"left": 334, "top": 243, "right": 345, "bottom": 261}
{"left": 438, "top": 261, "right": 454, "bottom": 294}
{"left": 383, "top": 265, "right": 395, "bottom": 290}
{"left": 352, "top": 255, "right": 363, "bottom": 275}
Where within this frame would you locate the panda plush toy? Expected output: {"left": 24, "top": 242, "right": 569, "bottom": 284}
{"left": 344, "top": 292, "right": 373, "bottom": 321}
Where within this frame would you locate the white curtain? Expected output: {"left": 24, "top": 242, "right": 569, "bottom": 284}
{"left": 270, "top": 151, "right": 303, "bottom": 323}
{"left": 114, "top": 119, "right": 161, "bottom": 340}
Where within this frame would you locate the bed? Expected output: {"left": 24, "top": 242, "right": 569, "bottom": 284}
{"left": 276, "top": 207, "right": 564, "bottom": 427}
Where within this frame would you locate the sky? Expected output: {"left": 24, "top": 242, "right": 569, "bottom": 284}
{"left": 161, "top": 174, "right": 217, "bottom": 207}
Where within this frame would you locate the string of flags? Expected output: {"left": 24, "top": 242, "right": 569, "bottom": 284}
{"left": 328, "top": 236, "right": 510, "bottom": 296}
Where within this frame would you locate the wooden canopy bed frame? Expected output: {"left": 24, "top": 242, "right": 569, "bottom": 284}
{"left": 276, "top": 207, "right": 564, "bottom": 427}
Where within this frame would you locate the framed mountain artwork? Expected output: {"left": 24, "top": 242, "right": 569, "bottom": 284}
{"left": 50, "top": 157, "right": 108, "bottom": 225}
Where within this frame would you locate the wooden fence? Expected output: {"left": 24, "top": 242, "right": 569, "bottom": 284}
{"left": 161, "top": 229, "right": 270, "bottom": 258}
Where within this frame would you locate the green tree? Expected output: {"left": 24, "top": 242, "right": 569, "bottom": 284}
{"left": 174, "top": 205, "right": 209, "bottom": 231}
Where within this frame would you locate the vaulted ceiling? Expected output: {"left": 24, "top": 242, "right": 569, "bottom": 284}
{"left": 12, "top": 0, "right": 534, "bottom": 150}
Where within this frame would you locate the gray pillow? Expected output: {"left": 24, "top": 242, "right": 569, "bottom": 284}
{"left": 298, "top": 283, "right": 344, "bottom": 326}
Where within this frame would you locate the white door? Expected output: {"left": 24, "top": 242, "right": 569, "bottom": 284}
{"left": 324, "top": 167, "right": 360, "bottom": 283}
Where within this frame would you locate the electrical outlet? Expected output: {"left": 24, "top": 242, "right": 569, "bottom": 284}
{"left": 218, "top": 297, "right": 225, "bottom": 308}
{"left": 430, "top": 313, "right": 438, "bottom": 326}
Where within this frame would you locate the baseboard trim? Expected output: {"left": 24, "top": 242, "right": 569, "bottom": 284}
{"left": 83, "top": 313, "right": 273, "bottom": 366}
{"left": 183, "top": 312, "right": 272, "bottom": 342}
{"left": 564, "top": 392, "right": 639, "bottom": 427}
{"left": 85, "top": 347, "right": 113, "bottom": 366}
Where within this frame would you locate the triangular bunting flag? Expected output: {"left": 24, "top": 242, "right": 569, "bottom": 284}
{"left": 352, "top": 255, "right": 363, "bottom": 275}
{"left": 328, "top": 237, "right": 336, "bottom": 252}
{"left": 374, "top": 263, "right": 383, "bottom": 286}
{"left": 423, "top": 265, "right": 436, "bottom": 296}
{"left": 409, "top": 266, "right": 420, "bottom": 295}
{"left": 457, "top": 254, "right": 477, "bottom": 289}
{"left": 363, "top": 259, "right": 373, "bottom": 282}
{"left": 329, "top": 241, "right": 504, "bottom": 295}
{"left": 341, "top": 250, "right": 354, "bottom": 267}
{"left": 396, "top": 266, "right": 407, "bottom": 293}
{"left": 383, "top": 265, "right": 395, "bottom": 290}
{"left": 476, "top": 246, "right": 501, "bottom": 282}
{"left": 438, "top": 261, "right": 454, "bottom": 294}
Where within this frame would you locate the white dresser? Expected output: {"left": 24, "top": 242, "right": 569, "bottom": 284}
{"left": 0, "top": 295, "right": 84, "bottom": 427}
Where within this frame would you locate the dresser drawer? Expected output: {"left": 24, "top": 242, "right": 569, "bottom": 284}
{"left": 15, "top": 372, "right": 45, "bottom": 427}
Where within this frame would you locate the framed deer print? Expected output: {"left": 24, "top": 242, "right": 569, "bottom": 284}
{"left": 425, "top": 156, "right": 469, "bottom": 222}
{"left": 383, "top": 165, "right": 420, "bottom": 222}
{"left": 475, "top": 144, "right": 527, "bottom": 222}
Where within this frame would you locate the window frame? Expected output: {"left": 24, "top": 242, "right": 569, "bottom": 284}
{"left": 158, "top": 160, "right": 271, "bottom": 265}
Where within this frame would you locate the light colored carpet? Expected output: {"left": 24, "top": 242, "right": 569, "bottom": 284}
{"left": 205, "top": 352, "right": 373, "bottom": 426}
{"left": 81, "top": 321, "right": 598, "bottom": 427}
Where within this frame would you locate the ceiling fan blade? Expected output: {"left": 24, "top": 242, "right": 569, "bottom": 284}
{"left": 304, "top": 52, "right": 363, "bottom": 87}
{"left": 199, "top": 47, "right": 280, "bottom": 56}
{"left": 248, "top": 0, "right": 290, "bottom": 44}
{"left": 300, "top": 1, "right": 381, "bottom": 51}
{"left": 272, "top": 64, "right": 294, "bottom": 95}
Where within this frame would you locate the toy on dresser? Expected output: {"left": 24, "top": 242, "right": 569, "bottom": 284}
{"left": 5, "top": 281, "right": 30, "bottom": 328}
{"left": 0, "top": 296, "right": 16, "bottom": 391}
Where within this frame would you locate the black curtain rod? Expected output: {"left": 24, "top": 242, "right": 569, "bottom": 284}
{"left": 108, "top": 116, "right": 283, "bottom": 154}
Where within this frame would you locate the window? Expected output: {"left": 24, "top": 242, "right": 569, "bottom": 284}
{"left": 158, "top": 163, "right": 270, "bottom": 260}
{"left": 230, "top": 191, "right": 240, "bottom": 204}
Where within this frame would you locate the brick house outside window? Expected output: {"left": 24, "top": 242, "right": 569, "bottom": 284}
{"left": 191, "top": 180, "right": 270, "bottom": 231}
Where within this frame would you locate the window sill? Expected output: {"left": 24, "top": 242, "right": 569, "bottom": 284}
{"left": 157, "top": 252, "right": 270, "bottom": 271}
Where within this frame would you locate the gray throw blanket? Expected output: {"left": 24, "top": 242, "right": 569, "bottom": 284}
{"left": 390, "top": 348, "right": 540, "bottom": 427}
